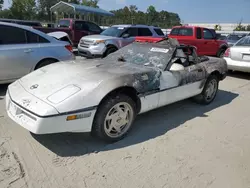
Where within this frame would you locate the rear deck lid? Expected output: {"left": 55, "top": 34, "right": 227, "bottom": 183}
{"left": 230, "top": 37, "right": 250, "bottom": 62}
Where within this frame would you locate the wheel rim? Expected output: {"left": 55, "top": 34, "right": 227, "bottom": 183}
{"left": 205, "top": 79, "right": 218, "bottom": 102}
{"left": 104, "top": 102, "right": 134, "bottom": 138}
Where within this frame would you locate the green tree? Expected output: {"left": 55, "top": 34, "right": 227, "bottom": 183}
{"left": 0, "top": 9, "right": 13, "bottom": 18}
{"left": 234, "top": 20, "right": 246, "bottom": 31}
{"left": 82, "top": 0, "right": 99, "bottom": 8}
{"left": 214, "top": 24, "right": 221, "bottom": 31}
{"left": 146, "top": 5, "right": 157, "bottom": 25}
{"left": 246, "top": 25, "right": 250, "bottom": 31}
{"left": 10, "top": 0, "right": 36, "bottom": 20}
{"left": 0, "top": 0, "right": 4, "bottom": 10}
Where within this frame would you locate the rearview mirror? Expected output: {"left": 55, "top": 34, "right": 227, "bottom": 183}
{"left": 122, "top": 33, "right": 130, "bottom": 38}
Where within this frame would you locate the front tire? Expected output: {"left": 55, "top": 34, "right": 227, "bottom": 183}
{"left": 103, "top": 47, "right": 117, "bottom": 58}
{"left": 92, "top": 94, "right": 137, "bottom": 142}
{"left": 193, "top": 75, "right": 219, "bottom": 105}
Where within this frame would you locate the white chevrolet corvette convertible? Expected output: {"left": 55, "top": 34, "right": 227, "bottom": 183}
{"left": 6, "top": 38, "right": 227, "bottom": 142}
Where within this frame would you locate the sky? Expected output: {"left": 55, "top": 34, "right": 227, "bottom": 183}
{"left": 3, "top": 0, "right": 250, "bottom": 23}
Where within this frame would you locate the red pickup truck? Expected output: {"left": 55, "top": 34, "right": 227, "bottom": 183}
{"left": 34, "top": 19, "right": 103, "bottom": 47}
{"left": 135, "top": 26, "right": 228, "bottom": 57}
{"left": 168, "top": 26, "right": 228, "bottom": 57}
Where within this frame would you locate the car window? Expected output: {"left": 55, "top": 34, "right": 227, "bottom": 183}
{"left": 170, "top": 28, "right": 193, "bottom": 36}
{"left": 227, "top": 34, "right": 241, "bottom": 41}
{"left": 138, "top": 28, "right": 153, "bottom": 36}
{"left": 0, "top": 25, "right": 26, "bottom": 45}
{"left": 235, "top": 37, "right": 250, "bottom": 46}
{"left": 26, "top": 30, "right": 49, "bottom": 43}
{"left": 124, "top": 27, "right": 138, "bottom": 37}
{"left": 154, "top": 28, "right": 164, "bottom": 36}
{"left": 203, "top": 29, "right": 214, "bottom": 40}
{"left": 58, "top": 20, "right": 70, "bottom": 28}
{"left": 196, "top": 28, "right": 202, "bottom": 39}
{"left": 170, "top": 28, "right": 179, "bottom": 35}
{"left": 74, "top": 21, "right": 89, "bottom": 31}
{"left": 86, "top": 22, "right": 101, "bottom": 32}
{"left": 101, "top": 27, "right": 125, "bottom": 37}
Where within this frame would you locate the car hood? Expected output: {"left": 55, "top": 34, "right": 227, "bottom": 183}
{"left": 17, "top": 59, "right": 159, "bottom": 107}
{"left": 82, "top": 34, "right": 117, "bottom": 41}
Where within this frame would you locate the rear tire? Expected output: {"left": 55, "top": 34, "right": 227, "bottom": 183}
{"left": 92, "top": 94, "right": 137, "bottom": 142}
{"left": 35, "top": 59, "right": 57, "bottom": 70}
{"left": 192, "top": 75, "right": 219, "bottom": 105}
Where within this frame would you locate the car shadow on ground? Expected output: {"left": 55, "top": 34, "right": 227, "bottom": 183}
{"left": 32, "top": 89, "right": 238, "bottom": 157}
{"left": 227, "top": 71, "right": 250, "bottom": 80}
{"left": 0, "top": 84, "right": 8, "bottom": 100}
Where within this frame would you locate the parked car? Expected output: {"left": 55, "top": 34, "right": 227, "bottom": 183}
{"left": 225, "top": 33, "right": 246, "bottom": 47}
{"left": 0, "top": 18, "right": 42, "bottom": 27}
{"left": 6, "top": 38, "right": 227, "bottom": 142}
{"left": 168, "top": 26, "right": 228, "bottom": 57}
{"left": 224, "top": 36, "right": 250, "bottom": 73}
{"left": 34, "top": 19, "right": 103, "bottom": 46}
{"left": 0, "top": 22, "right": 75, "bottom": 84}
{"left": 78, "top": 24, "right": 165, "bottom": 58}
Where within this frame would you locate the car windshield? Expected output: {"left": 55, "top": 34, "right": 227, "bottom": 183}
{"left": 104, "top": 39, "right": 181, "bottom": 70}
{"left": 100, "top": 26, "right": 126, "bottom": 37}
{"left": 235, "top": 36, "right": 250, "bottom": 46}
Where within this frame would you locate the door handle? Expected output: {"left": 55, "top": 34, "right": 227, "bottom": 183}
{"left": 24, "top": 49, "right": 33, "bottom": 53}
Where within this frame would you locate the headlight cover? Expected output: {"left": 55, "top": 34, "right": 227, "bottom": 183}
{"left": 93, "top": 40, "right": 105, "bottom": 45}
{"left": 47, "top": 85, "right": 81, "bottom": 104}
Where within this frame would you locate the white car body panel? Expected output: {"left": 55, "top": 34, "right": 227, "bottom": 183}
{"left": 224, "top": 57, "right": 250, "bottom": 73}
{"left": 6, "top": 93, "right": 96, "bottom": 134}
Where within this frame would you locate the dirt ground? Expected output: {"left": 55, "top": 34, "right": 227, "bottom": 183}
{"left": 1, "top": 72, "right": 250, "bottom": 188}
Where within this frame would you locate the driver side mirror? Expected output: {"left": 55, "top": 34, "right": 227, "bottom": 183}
{"left": 122, "top": 33, "right": 130, "bottom": 38}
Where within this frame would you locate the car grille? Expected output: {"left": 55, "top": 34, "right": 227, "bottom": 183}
{"left": 80, "top": 39, "right": 94, "bottom": 48}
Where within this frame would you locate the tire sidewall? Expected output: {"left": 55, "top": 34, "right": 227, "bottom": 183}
{"left": 35, "top": 59, "right": 56, "bottom": 69}
{"left": 103, "top": 47, "right": 117, "bottom": 57}
{"left": 201, "top": 75, "right": 219, "bottom": 104}
{"left": 92, "top": 94, "right": 137, "bottom": 142}
{"left": 218, "top": 48, "right": 226, "bottom": 58}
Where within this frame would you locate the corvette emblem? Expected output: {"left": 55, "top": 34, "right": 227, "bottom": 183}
{"left": 30, "top": 84, "right": 38, "bottom": 89}
{"left": 22, "top": 99, "right": 31, "bottom": 107}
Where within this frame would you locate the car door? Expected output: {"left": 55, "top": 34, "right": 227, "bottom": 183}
{"left": 158, "top": 49, "right": 206, "bottom": 108}
{"left": 230, "top": 37, "right": 250, "bottom": 62}
{"left": 120, "top": 27, "right": 138, "bottom": 47}
{"left": 73, "top": 21, "right": 90, "bottom": 45}
{"left": 0, "top": 25, "right": 35, "bottom": 82}
{"left": 201, "top": 28, "right": 218, "bottom": 55}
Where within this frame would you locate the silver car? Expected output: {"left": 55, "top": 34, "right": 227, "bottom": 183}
{"left": 223, "top": 36, "right": 250, "bottom": 73}
{"left": 78, "top": 24, "right": 165, "bottom": 58}
{"left": 0, "top": 22, "right": 75, "bottom": 84}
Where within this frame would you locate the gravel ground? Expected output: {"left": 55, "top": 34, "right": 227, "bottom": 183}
{"left": 0, "top": 72, "right": 250, "bottom": 188}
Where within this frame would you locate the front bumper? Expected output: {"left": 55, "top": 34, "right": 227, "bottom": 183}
{"left": 6, "top": 89, "right": 96, "bottom": 134}
{"left": 224, "top": 57, "right": 250, "bottom": 73}
{"left": 77, "top": 43, "right": 106, "bottom": 58}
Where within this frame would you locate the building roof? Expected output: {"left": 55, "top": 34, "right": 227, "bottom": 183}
{"left": 50, "top": 1, "right": 114, "bottom": 17}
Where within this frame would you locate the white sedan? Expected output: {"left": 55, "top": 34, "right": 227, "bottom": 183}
{"left": 224, "top": 36, "right": 250, "bottom": 73}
